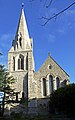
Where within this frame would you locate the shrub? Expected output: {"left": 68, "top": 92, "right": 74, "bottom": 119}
{"left": 49, "top": 84, "right": 75, "bottom": 117}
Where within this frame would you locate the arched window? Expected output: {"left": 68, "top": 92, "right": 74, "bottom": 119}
{"left": 56, "top": 77, "right": 60, "bottom": 89}
{"left": 16, "top": 92, "right": 18, "bottom": 101}
{"left": 22, "top": 92, "right": 24, "bottom": 99}
{"left": 18, "top": 55, "right": 24, "bottom": 70}
{"left": 43, "top": 78, "right": 47, "bottom": 96}
{"left": 13, "top": 57, "right": 15, "bottom": 71}
{"left": 49, "top": 75, "right": 54, "bottom": 94}
{"left": 19, "top": 37, "right": 22, "bottom": 47}
{"left": 21, "top": 58, "right": 24, "bottom": 70}
{"left": 26, "top": 53, "right": 28, "bottom": 70}
{"left": 18, "top": 58, "right": 20, "bottom": 70}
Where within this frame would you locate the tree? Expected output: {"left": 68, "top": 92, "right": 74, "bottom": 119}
{"left": 49, "top": 84, "right": 75, "bottom": 117}
{"left": 0, "top": 65, "right": 15, "bottom": 115}
{"left": 0, "top": 53, "right": 2, "bottom": 56}
{"left": 31, "top": 0, "right": 75, "bottom": 25}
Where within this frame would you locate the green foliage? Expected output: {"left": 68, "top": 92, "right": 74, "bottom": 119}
{"left": 0, "top": 65, "right": 15, "bottom": 94}
{"left": 49, "top": 84, "right": 75, "bottom": 117}
{"left": 20, "top": 98, "right": 28, "bottom": 106}
{"left": 0, "top": 64, "right": 15, "bottom": 116}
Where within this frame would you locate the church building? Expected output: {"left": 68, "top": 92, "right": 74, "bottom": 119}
{"left": 8, "top": 5, "right": 70, "bottom": 114}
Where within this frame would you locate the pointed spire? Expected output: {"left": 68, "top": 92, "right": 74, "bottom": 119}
{"left": 15, "top": 3, "right": 31, "bottom": 49}
{"left": 16, "top": 5, "right": 29, "bottom": 38}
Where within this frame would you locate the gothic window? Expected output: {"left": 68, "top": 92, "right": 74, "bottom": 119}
{"left": 56, "top": 77, "right": 60, "bottom": 89}
{"left": 16, "top": 93, "right": 18, "bottom": 101}
{"left": 21, "top": 58, "right": 24, "bottom": 70}
{"left": 49, "top": 75, "right": 54, "bottom": 94}
{"left": 18, "top": 55, "right": 24, "bottom": 70}
{"left": 19, "top": 37, "right": 22, "bottom": 47}
{"left": 18, "top": 58, "right": 20, "bottom": 70}
{"left": 43, "top": 78, "right": 47, "bottom": 96}
{"left": 22, "top": 92, "right": 24, "bottom": 99}
{"left": 13, "top": 57, "right": 15, "bottom": 71}
{"left": 26, "top": 53, "right": 28, "bottom": 70}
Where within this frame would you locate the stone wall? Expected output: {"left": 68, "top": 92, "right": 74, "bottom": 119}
{"left": 34, "top": 55, "right": 69, "bottom": 98}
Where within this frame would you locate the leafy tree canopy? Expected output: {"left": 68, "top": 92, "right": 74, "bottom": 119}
{"left": 49, "top": 84, "right": 75, "bottom": 117}
{"left": 0, "top": 64, "right": 15, "bottom": 116}
{"left": 0, "top": 65, "right": 15, "bottom": 94}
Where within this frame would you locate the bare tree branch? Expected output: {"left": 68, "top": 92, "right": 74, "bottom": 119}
{"left": 41, "top": 1, "right": 75, "bottom": 25}
{"left": 44, "top": 0, "right": 53, "bottom": 8}
{"left": 29, "top": 0, "right": 75, "bottom": 25}
{"left": 0, "top": 53, "right": 2, "bottom": 56}
{"left": 29, "top": 0, "right": 53, "bottom": 6}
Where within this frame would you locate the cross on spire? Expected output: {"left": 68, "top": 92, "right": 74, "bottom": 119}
{"left": 48, "top": 52, "right": 50, "bottom": 57}
{"left": 22, "top": 2, "right": 24, "bottom": 9}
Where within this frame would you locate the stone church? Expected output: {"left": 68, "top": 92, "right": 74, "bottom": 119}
{"left": 8, "top": 5, "right": 69, "bottom": 114}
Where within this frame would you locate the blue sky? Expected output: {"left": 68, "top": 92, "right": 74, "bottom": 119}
{"left": 0, "top": 0, "right": 75, "bottom": 83}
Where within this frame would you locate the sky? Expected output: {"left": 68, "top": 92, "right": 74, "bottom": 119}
{"left": 0, "top": 92, "right": 4, "bottom": 104}
{"left": 0, "top": 0, "right": 75, "bottom": 83}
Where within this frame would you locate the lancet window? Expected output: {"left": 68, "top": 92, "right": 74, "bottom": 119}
{"left": 26, "top": 53, "right": 28, "bottom": 70}
{"left": 43, "top": 78, "right": 47, "bottom": 96}
{"left": 56, "top": 77, "right": 60, "bottom": 89}
{"left": 19, "top": 37, "right": 22, "bottom": 47}
{"left": 49, "top": 75, "right": 54, "bottom": 94}
{"left": 18, "top": 55, "right": 24, "bottom": 70}
{"left": 13, "top": 57, "right": 15, "bottom": 71}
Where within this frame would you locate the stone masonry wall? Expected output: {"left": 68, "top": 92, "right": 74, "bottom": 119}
{"left": 34, "top": 56, "right": 69, "bottom": 98}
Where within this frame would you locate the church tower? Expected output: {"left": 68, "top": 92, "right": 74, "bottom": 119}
{"left": 8, "top": 4, "right": 35, "bottom": 100}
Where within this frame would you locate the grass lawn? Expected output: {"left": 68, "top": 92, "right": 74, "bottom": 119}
{"left": 2, "top": 113, "right": 71, "bottom": 120}
{"left": 13, "top": 114, "right": 68, "bottom": 120}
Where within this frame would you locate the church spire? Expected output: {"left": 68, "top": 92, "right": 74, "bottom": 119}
{"left": 15, "top": 3, "right": 31, "bottom": 49}
{"left": 16, "top": 4, "right": 29, "bottom": 38}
